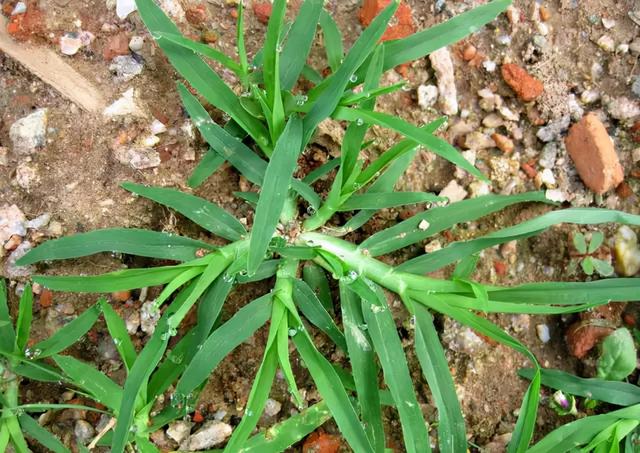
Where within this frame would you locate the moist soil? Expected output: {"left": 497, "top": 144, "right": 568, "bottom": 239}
{"left": 1, "top": 0, "right": 640, "bottom": 451}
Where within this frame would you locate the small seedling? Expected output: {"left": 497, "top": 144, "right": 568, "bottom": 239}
{"left": 571, "top": 231, "right": 614, "bottom": 277}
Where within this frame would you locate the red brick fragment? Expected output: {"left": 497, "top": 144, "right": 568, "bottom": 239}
{"left": 359, "top": 0, "right": 415, "bottom": 42}
{"left": 565, "top": 113, "right": 624, "bottom": 194}
{"left": 501, "top": 63, "right": 544, "bottom": 102}
{"left": 6, "top": 8, "right": 44, "bottom": 41}
{"left": 103, "top": 32, "right": 130, "bottom": 60}
{"left": 303, "top": 432, "right": 341, "bottom": 453}
{"left": 252, "top": 1, "right": 272, "bottom": 24}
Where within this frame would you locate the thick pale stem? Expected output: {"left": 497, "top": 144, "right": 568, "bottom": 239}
{"left": 297, "top": 232, "right": 466, "bottom": 295}
{"left": 303, "top": 202, "right": 338, "bottom": 231}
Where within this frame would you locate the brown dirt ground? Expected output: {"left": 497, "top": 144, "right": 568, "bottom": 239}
{"left": 2, "top": 0, "right": 640, "bottom": 451}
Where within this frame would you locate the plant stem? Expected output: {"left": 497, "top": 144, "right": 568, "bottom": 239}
{"left": 297, "top": 232, "right": 467, "bottom": 295}
{"left": 303, "top": 202, "right": 338, "bottom": 231}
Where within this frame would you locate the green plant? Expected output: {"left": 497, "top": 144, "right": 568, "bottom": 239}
{"left": 570, "top": 231, "right": 615, "bottom": 277}
{"left": 7, "top": 0, "right": 640, "bottom": 452}
{"left": 0, "top": 281, "right": 105, "bottom": 452}
{"left": 520, "top": 367, "right": 640, "bottom": 451}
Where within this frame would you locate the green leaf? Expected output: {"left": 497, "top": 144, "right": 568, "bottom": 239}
{"left": 302, "top": 159, "right": 340, "bottom": 184}
{"left": 241, "top": 401, "right": 331, "bottom": 453}
{"left": 302, "top": 1, "right": 397, "bottom": 144}
{"left": 153, "top": 32, "right": 242, "bottom": 74}
{"left": 581, "top": 256, "right": 595, "bottom": 275}
{"left": 592, "top": 258, "right": 614, "bottom": 277}
{"left": 292, "top": 324, "right": 374, "bottom": 453}
{"left": 280, "top": 0, "right": 324, "bottom": 90}
{"left": 33, "top": 264, "right": 201, "bottom": 293}
{"left": 319, "top": 9, "right": 343, "bottom": 72}
{"left": 381, "top": 0, "right": 512, "bottom": 70}
{"left": 335, "top": 107, "right": 486, "bottom": 181}
{"left": 187, "top": 149, "right": 225, "bottom": 189}
{"left": 19, "top": 228, "right": 213, "bottom": 266}
{"left": 401, "top": 207, "right": 640, "bottom": 274}
{"left": 135, "top": 0, "right": 270, "bottom": 151}
{"left": 0, "top": 280, "right": 16, "bottom": 353}
{"left": 518, "top": 368, "right": 640, "bottom": 406}
{"left": 573, "top": 232, "right": 588, "bottom": 254}
{"left": 6, "top": 416, "right": 29, "bottom": 453}
{"left": 361, "top": 192, "right": 550, "bottom": 256}
{"left": 18, "top": 414, "right": 67, "bottom": 453}
{"left": 292, "top": 279, "right": 347, "bottom": 352}
{"left": 338, "top": 192, "right": 444, "bottom": 211}
{"left": 302, "top": 263, "right": 333, "bottom": 314}
{"left": 30, "top": 304, "right": 101, "bottom": 358}
{"left": 53, "top": 354, "right": 123, "bottom": 412}
{"left": 13, "top": 360, "right": 64, "bottom": 382}
{"left": 263, "top": 0, "right": 286, "bottom": 140}
{"left": 452, "top": 255, "right": 479, "bottom": 279}
{"left": 597, "top": 328, "right": 637, "bottom": 381}
{"left": 224, "top": 346, "right": 279, "bottom": 452}
{"left": 122, "top": 183, "right": 246, "bottom": 242}
{"left": 248, "top": 116, "right": 303, "bottom": 275}
{"left": 100, "top": 299, "right": 137, "bottom": 371}
{"left": 339, "top": 283, "right": 385, "bottom": 452}
{"left": 353, "top": 280, "right": 430, "bottom": 453}
{"left": 111, "top": 282, "right": 196, "bottom": 453}
{"left": 413, "top": 304, "right": 466, "bottom": 453}
{"left": 589, "top": 231, "right": 605, "bottom": 253}
{"left": 175, "top": 294, "right": 272, "bottom": 397}
{"left": 508, "top": 369, "right": 541, "bottom": 453}
{"left": 14, "top": 283, "right": 33, "bottom": 354}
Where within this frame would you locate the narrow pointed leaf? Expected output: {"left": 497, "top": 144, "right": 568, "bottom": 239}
{"left": 319, "top": 9, "right": 343, "bottom": 72}
{"left": 100, "top": 299, "right": 137, "bottom": 370}
{"left": 188, "top": 149, "right": 225, "bottom": 189}
{"left": 18, "top": 414, "right": 67, "bottom": 453}
{"left": 0, "top": 280, "right": 16, "bottom": 353}
{"left": 15, "top": 284, "right": 33, "bottom": 354}
{"left": 338, "top": 192, "right": 444, "bottom": 211}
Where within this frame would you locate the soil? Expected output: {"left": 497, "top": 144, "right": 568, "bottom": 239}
{"left": 1, "top": 0, "right": 640, "bottom": 451}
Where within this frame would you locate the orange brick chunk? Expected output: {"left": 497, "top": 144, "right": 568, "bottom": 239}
{"left": 565, "top": 113, "right": 624, "bottom": 194}
{"left": 501, "top": 63, "right": 544, "bottom": 102}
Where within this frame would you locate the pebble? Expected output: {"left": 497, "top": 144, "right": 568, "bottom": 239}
{"left": 477, "top": 88, "right": 502, "bottom": 112}
{"left": 264, "top": 398, "right": 282, "bottom": 417}
{"left": 633, "top": 148, "right": 640, "bottom": 163}
{"left": 617, "top": 44, "right": 629, "bottom": 54}
{"left": 536, "top": 115, "right": 570, "bottom": 142}
{"left": 545, "top": 188, "right": 567, "bottom": 202}
{"left": 491, "top": 133, "right": 514, "bottom": 154}
{"left": 498, "top": 105, "right": 520, "bottom": 122}
{"left": 565, "top": 113, "right": 623, "bottom": 194}
{"left": 125, "top": 310, "right": 140, "bottom": 334}
{"left": 597, "top": 35, "right": 615, "bottom": 52}
{"left": 128, "top": 36, "right": 144, "bottom": 52}
{"left": 103, "top": 88, "right": 146, "bottom": 118}
{"left": 501, "top": 63, "right": 544, "bottom": 102}
{"left": 74, "top": 420, "right": 95, "bottom": 445}
{"left": 9, "top": 109, "right": 48, "bottom": 155}
{"left": 179, "top": 421, "right": 232, "bottom": 450}
{"left": 116, "top": 0, "right": 137, "bottom": 19}
{"left": 429, "top": 47, "right": 458, "bottom": 115}
{"left": 581, "top": 89, "right": 600, "bottom": 104}
{"left": 464, "top": 131, "right": 496, "bottom": 150}
{"left": 140, "top": 301, "right": 160, "bottom": 334}
{"left": 417, "top": 84, "right": 438, "bottom": 110}
{"left": 462, "top": 44, "right": 477, "bottom": 61}
{"left": 607, "top": 96, "right": 640, "bottom": 120}
{"left": 567, "top": 94, "right": 584, "bottom": 121}
{"left": 150, "top": 119, "right": 167, "bottom": 135}
{"left": 15, "top": 162, "right": 39, "bottom": 190}
{"left": 5, "top": 241, "right": 34, "bottom": 278}
{"left": 602, "top": 17, "right": 616, "bottom": 29}
{"left": 442, "top": 318, "right": 487, "bottom": 354}
{"left": 455, "top": 150, "right": 476, "bottom": 179}
{"left": 482, "top": 60, "right": 497, "bottom": 72}
{"left": 160, "top": 0, "right": 185, "bottom": 22}
{"left": 482, "top": 113, "right": 504, "bottom": 128}
{"left": 439, "top": 180, "right": 468, "bottom": 204}
{"left": 536, "top": 324, "right": 551, "bottom": 343}
{"left": 167, "top": 421, "right": 193, "bottom": 444}
{"left": 538, "top": 168, "right": 556, "bottom": 187}
{"left": 539, "top": 142, "right": 558, "bottom": 168}
{"left": 0, "top": 147, "right": 8, "bottom": 166}
{"left": 11, "top": 1, "right": 26, "bottom": 14}
{"left": 468, "top": 181, "right": 491, "bottom": 198}
{"left": 630, "top": 38, "right": 640, "bottom": 55}
{"left": 614, "top": 226, "right": 640, "bottom": 276}
{"left": 60, "top": 32, "right": 83, "bottom": 55}
{"left": 632, "top": 77, "right": 640, "bottom": 98}
{"left": 109, "top": 55, "right": 143, "bottom": 82}
{"left": 0, "top": 205, "right": 27, "bottom": 245}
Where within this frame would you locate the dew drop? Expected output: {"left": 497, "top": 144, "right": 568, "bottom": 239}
{"left": 356, "top": 118, "right": 364, "bottom": 126}
{"left": 349, "top": 74, "right": 358, "bottom": 83}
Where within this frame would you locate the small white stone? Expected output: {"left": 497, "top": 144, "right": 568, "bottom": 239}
{"left": 468, "top": 180, "right": 491, "bottom": 198}
{"left": 632, "top": 148, "right": 640, "bottom": 163}
{"left": 539, "top": 168, "right": 556, "bottom": 187}
{"left": 0, "top": 205, "right": 27, "bottom": 244}
{"left": 264, "top": 398, "right": 282, "bottom": 417}
{"left": 116, "top": 0, "right": 137, "bottom": 19}
{"left": 141, "top": 135, "right": 160, "bottom": 147}
{"left": 60, "top": 33, "right": 83, "bottom": 56}
{"left": 140, "top": 301, "right": 161, "bottom": 334}
{"left": 150, "top": 119, "right": 167, "bottom": 135}
{"left": 536, "top": 21, "right": 549, "bottom": 36}
{"left": 10, "top": 109, "right": 47, "bottom": 155}
{"left": 482, "top": 60, "right": 497, "bottom": 72}
{"left": 11, "top": 2, "right": 26, "bottom": 14}
{"left": 429, "top": 47, "right": 458, "bottom": 115}
{"left": 417, "top": 85, "right": 438, "bottom": 110}
{"left": 617, "top": 43, "right": 629, "bottom": 54}
{"left": 180, "top": 421, "right": 232, "bottom": 451}
{"left": 597, "top": 35, "right": 615, "bottom": 53}
{"left": 115, "top": 147, "right": 161, "bottom": 170}
{"left": 129, "top": 36, "right": 144, "bottom": 52}
{"left": 103, "top": 88, "right": 146, "bottom": 118}
{"left": 439, "top": 180, "right": 468, "bottom": 204}
{"left": 167, "top": 421, "right": 193, "bottom": 444}
{"left": 602, "top": 17, "right": 616, "bottom": 29}
{"left": 424, "top": 240, "right": 442, "bottom": 253}
{"left": 418, "top": 219, "right": 430, "bottom": 231}
{"left": 15, "top": 162, "right": 39, "bottom": 190}
{"left": 581, "top": 89, "right": 600, "bottom": 104}
{"left": 536, "top": 324, "right": 551, "bottom": 343}
{"left": 545, "top": 189, "right": 567, "bottom": 202}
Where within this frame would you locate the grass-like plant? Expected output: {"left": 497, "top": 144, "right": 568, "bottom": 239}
{"left": 4, "top": 0, "right": 640, "bottom": 451}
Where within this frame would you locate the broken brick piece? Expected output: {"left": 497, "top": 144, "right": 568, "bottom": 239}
{"left": 359, "top": 0, "right": 415, "bottom": 42}
{"left": 501, "top": 63, "right": 544, "bottom": 102}
{"left": 565, "top": 113, "right": 624, "bottom": 194}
